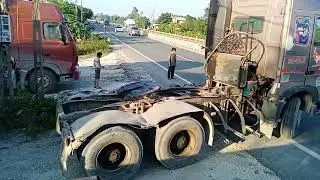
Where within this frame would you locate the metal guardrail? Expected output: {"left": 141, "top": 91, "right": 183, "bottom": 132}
{"left": 148, "top": 30, "right": 205, "bottom": 44}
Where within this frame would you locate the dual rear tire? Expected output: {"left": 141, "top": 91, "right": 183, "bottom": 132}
{"left": 154, "top": 116, "right": 205, "bottom": 169}
{"left": 80, "top": 117, "right": 206, "bottom": 179}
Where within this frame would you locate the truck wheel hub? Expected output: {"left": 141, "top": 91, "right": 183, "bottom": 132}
{"left": 37, "top": 76, "right": 50, "bottom": 88}
{"left": 97, "top": 143, "right": 126, "bottom": 170}
{"left": 109, "top": 149, "right": 121, "bottom": 163}
{"left": 170, "top": 131, "right": 191, "bottom": 155}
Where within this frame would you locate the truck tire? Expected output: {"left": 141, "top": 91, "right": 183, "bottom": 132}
{"left": 81, "top": 126, "right": 143, "bottom": 180}
{"left": 280, "top": 97, "right": 302, "bottom": 139}
{"left": 29, "top": 69, "right": 57, "bottom": 94}
{"left": 155, "top": 116, "right": 205, "bottom": 169}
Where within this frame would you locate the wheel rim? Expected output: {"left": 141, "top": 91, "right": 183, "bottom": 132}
{"left": 37, "top": 76, "right": 50, "bottom": 89}
{"left": 169, "top": 130, "right": 196, "bottom": 158}
{"left": 96, "top": 143, "right": 127, "bottom": 171}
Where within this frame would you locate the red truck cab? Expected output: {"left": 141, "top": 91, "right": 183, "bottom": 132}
{"left": 8, "top": 0, "right": 79, "bottom": 93}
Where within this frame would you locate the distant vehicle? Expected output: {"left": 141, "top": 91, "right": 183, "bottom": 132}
{"left": 114, "top": 26, "right": 124, "bottom": 32}
{"left": 128, "top": 27, "right": 140, "bottom": 36}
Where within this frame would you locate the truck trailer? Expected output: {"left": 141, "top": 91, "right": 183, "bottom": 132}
{"left": 57, "top": 0, "right": 320, "bottom": 179}
{"left": 6, "top": 0, "right": 79, "bottom": 93}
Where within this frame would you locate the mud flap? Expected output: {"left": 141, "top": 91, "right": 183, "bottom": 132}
{"left": 60, "top": 142, "right": 73, "bottom": 174}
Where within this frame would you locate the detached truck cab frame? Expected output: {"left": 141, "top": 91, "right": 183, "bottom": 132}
{"left": 8, "top": 0, "right": 79, "bottom": 93}
{"left": 212, "top": 0, "right": 320, "bottom": 138}
{"left": 56, "top": 0, "right": 320, "bottom": 179}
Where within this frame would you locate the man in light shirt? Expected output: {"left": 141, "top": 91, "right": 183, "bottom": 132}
{"left": 93, "top": 52, "right": 104, "bottom": 89}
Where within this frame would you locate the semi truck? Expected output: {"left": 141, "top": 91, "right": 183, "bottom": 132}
{"left": 6, "top": 0, "right": 79, "bottom": 93}
{"left": 57, "top": 0, "right": 320, "bottom": 179}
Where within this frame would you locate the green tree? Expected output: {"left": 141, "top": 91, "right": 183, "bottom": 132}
{"left": 138, "top": 16, "right": 150, "bottom": 29}
{"left": 204, "top": 6, "right": 209, "bottom": 19}
{"left": 128, "top": 7, "right": 139, "bottom": 19}
{"left": 157, "top": 15, "right": 207, "bottom": 39}
{"left": 157, "top": 13, "right": 172, "bottom": 24}
{"left": 96, "top": 13, "right": 104, "bottom": 21}
{"left": 48, "top": 0, "right": 92, "bottom": 39}
{"left": 81, "top": 7, "right": 93, "bottom": 22}
{"left": 110, "top": 15, "right": 126, "bottom": 24}
{"left": 186, "top": 15, "right": 197, "bottom": 21}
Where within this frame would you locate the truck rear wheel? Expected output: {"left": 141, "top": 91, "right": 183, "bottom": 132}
{"left": 81, "top": 126, "right": 143, "bottom": 180}
{"left": 281, "top": 97, "right": 302, "bottom": 139}
{"left": 29, "top": 69, "right": 57, "bottom": 94}
{"left": 155, "top": 116, "right": 205, "bottom": 169}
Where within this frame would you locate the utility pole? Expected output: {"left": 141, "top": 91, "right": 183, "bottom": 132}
{"left": 0, "top": 0, "right": 13, "bottom": 102}
{"left": 33, "top": 0, "right": 44, "bottom": 98}
{"left": 80, "top": 0, "right": 83, "bottom": 22}
{"left": 0, "top": 0, "right": 5, "bottom": 103}
{"left": 75, "top": 0, "right": 78, "bottom": 21}
{"left": 152, "top": 8, "right": 155, "bottom": 25}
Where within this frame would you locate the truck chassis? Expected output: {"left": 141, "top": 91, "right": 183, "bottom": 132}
{"left": 57, "top": 32, "right": 315, "bottom": 179}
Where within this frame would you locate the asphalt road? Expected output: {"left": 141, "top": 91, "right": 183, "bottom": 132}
{"left": 102, "top": 25, "right": 320, "bottom": 179}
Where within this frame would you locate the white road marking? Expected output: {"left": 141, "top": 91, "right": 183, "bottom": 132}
{"left": 107, "top": 31, "right": 320, "bottom": 161}
{"left": 177, "top": 54, "right": 196, "bottom": 62}
{"left": 106, "top": 32, "right": 192, "bottom": 84}
{"left": 286, "top": 139, "right": 320, "bottom": 161}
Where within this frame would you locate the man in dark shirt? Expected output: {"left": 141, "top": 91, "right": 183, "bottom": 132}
{"left": 168, "top": 48, "right": 177, "bottom": 79}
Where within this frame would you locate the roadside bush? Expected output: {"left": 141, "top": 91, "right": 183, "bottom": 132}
{"left": 158, "top": 18, "right": 207, "bottom": 39}
{"left": 78, "top": 38, "right": 111, "bottom": 56}
{"left": 0, "top": 90, "right": 57, "bottom": 137}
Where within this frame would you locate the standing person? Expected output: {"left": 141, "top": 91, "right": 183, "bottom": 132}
{"left": 168, "top": 48, "right": 177, "bottom": 79}
{"left": 94, "top": 52, "right": 103, "bottom": 89}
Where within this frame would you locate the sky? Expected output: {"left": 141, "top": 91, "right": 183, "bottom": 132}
{"left": 80, "top": 0, "right": 210, "bottom": 19}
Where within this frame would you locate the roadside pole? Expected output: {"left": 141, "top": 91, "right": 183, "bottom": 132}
{"left": 0, "top": 0, "right": 4, "bottom": 103}
{"left": 80, "top": 0, "right": 83, "bottom": 22}
{"left": 4, "top": 44, "right": 13, "bottom": 98}
{"left": 75, "top": 0, "right": 78, "bottom": 21}
{"left": 33, "top": 0, "right": 44, "bottom": 98}
{"left": 0, "top": 44, "right": 4, "bottom": 103}
{"left": 0, "top": 0, "right": 13, "bottom": 101}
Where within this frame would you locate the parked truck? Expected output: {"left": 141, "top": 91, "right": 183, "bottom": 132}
{"left": 7, "top": 0, "right": 79, "bottom": 93}
{"left": 57, "top": 0, "right": 320, "bottom": 179}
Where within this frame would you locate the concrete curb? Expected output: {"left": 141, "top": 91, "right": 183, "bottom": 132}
{"left": 147, "top": 32, "right": 205, "bottom": 55}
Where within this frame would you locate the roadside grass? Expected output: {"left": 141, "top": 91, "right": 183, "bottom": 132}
{"left": 78, "top": 35, "right": 112, "bottom": 58}
{"left": 0, "top": 90, "right": 57, "bottom": 137}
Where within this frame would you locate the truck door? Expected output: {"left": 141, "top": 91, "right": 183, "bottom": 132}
{"left": 305, "top": 16, "right": 320, "bottom": 95}
{"left": 42, "top": 22, "right": 74, "bottom": 75}
{"left": 281, "top": 16, "right": 313, "bottom": 85}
